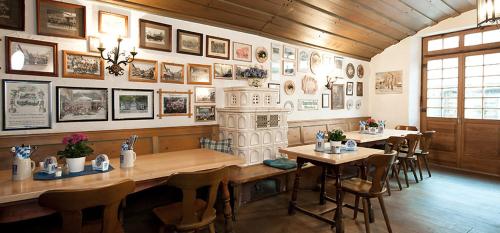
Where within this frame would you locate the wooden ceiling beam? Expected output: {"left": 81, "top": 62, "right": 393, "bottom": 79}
{"left": 395, "top": 0, "right": 439, "bottom": 23}
{"left": 438, "top": 0, "right": 460, "bottom": 16}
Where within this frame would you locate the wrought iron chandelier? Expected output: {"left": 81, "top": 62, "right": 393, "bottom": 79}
{"left": 477, "top": 0, "right": 500, "bottom": 26}
{"left": 98, "top": 37, "right": 137, "bottom": 76}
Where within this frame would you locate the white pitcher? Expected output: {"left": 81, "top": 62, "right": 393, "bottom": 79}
{"left": 12, "top": 157, "right": 35, "bottom": 181}
{"left": 120, "top": 150, "right": 136, "bottom": 168}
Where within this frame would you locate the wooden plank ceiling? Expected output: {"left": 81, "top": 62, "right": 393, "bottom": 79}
{"left": 105, "top": 0, "right": 476, "bottom": 61}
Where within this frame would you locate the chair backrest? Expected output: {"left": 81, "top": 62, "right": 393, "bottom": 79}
{"left": 166, "top": 166, "right": 227, "bottom": 226}
{"left": 385, "top": 136, "right": 406, "bottom": 154}
{"left": 365, "top": 151, "right": 397, "bottom": 195}
{"left": 420, "top": 131, "right": 436, "bottom": 153}
{"left": 404, "top": 133, "right": 422, "bottom": 157}
{"left": 39, "top": 179, "right": 135, "bottom": 233}
{"left": 395, "top": 125, "right": 419, "bottom": 131}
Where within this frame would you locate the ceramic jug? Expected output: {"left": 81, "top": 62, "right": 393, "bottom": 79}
{"left": 120, "top": 150, "right": 136, "bottom": 168}
{"left": 12, "top": 157, "right": 35, "bottom": 181}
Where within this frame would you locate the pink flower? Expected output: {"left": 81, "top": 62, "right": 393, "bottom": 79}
{"left": 62, "top": 133, "right": 89, "bottom": 145}
{"left": 62, "top": 136, "right": 71, "bottom": 145}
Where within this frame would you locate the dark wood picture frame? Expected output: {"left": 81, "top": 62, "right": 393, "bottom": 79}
{"left": 139, "top": 19, "right": 172, "bottom": 52}
{"left": 233, "top": 42, "right": 252, "bottom": 62}
{"left": 346, "top": 82, "right": 354, "bottom": 96}
{"left": 187, "top": 64, "right": 212, "bottom": 85}
{"left": 331, "top": 84, "right": 345, "bottom": 110}
{"left": 56, "top": 86, "right": 109, "bottom": 123}
{"left": 112, "top": 88, "right": 154, "bottom": 121}
{"left": 36, "top": 0, "right": 86, "bottom": 39}
{"left": 5, "top": 37, "right": 58, "bottom": 77}
{"left": 62, "top": 50, "right": 104, "bottom": 80}
{"left": 206, "top": 35, "right": 230, "bottom": 60}
{"left": 194, "top": 105, "right": 216, "bottom": 122}
{"left": 177, "top": 29, "right": 203, "bottom": 56}
{"left": 357, "top": 82, "right": 363, "bottom": 96}
{"left": 158, "top": 89, "right": 193, "bottom": 118}
{"left": 161, "top": 62, "right": 184, "bottom": 84}
{"left": 0, "top": 0, "right": 24, "bottom": 31}
{"left": 98, "top": 11, "right": 128, "bottom": 37}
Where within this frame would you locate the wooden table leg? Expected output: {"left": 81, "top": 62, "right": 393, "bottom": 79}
{"left": 221, "top": 178, "right": 234, "bottom": 233}
{"left": 232, "top": 183, "right": 241, "bottom": 221}
{"left": 360, "top": 163, "right": 375, "bottom": 223}
{"left": 288, "top": 158, "right": 304, "bottom": 215}
{"left": 333, "top": 165, "right": 344, "bottom": 233}
{"left": 319, "top": 166, "right": 326, "bottom": 205}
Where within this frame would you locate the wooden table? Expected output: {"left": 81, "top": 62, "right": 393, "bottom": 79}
{"left": 0, "top": 149, "right": 244, "bottom": 232}
{"left": 279, "top": 144, "right": 384, "bottom": 233}
{"left": 344, "top": 129, "right": 418, "bottom": 146}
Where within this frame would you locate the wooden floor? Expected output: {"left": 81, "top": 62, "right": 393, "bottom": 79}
{"left": 3, "top": 166, "right": 500, "bottom": 233}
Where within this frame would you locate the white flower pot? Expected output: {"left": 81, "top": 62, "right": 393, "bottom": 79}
{"left": 331, "top": 141, "right": 342, "bottom": 147}
{"left": 66, "top": 157, "right": 86, "bottom": 173}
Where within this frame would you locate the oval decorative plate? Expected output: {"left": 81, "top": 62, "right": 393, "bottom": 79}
{"left": 346, "top": 63, "right": 355, "bottom": 79}
{"left": 301, "top": 75, "right": 318, "bottom": 94}
{"left": 357, "top": 64, "right": 364, "bottom": 78}
{"left": 346, "top": 99, "right": 354, "bottom": 110}
{"left": 284, "top": 80, "right": 296, "bottom": 95}
{"left": 356, "top": 99, "right": 362, "bottom": 109}
{"left": 284, "top": 101, "right": 294, "bottom": 114}
{"left": 310, "top": 51, "right": 322, "bottom": 75}
{"left": 255, "top": 47, "right": 268, "bottom": 63}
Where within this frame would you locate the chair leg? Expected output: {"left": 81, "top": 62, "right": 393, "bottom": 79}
{"left": 402, "top": 160, "right": 410, "bottom": 188}
{"left": 423, "top": 155, "right": 432, "bottom": 177}
{"left": 158, "top": 225, "right": 165, "bottom": 233}
{"left": 353, "top": 195, "right": 360, "bottom": 220}
{"left": 385, "top": 177, "right": 391, "bottom": 196}
{"left": 209, "top": 223, "right": 216, "bottom": 233}
{"left": 378, "top": 196, "right": 392, "bottom": 233}
{"left": 362, "top": 198, "right": 371, "bottom": 233}
{"left": 392, "top": 166, "right": 402, "bottom": 191}
{"left": 409, "top": 160, "right": 419, "bottom": 183}
{"left": 416, "top": 157, "right": 423, "bottom": 181}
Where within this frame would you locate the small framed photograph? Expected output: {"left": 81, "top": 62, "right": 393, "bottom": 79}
{"left": 63, "top": 50, "right": 103, "bottom": 80}
{"left": 177, "top": 29, "right": 203, "bottom": 56}
{"left": 195, "top": 105, "right": 216, "bottom": 122}
{"left": 268, "top": 83, "right": 280, "bottom": 104}
{"left": 2, "top": 80, "right": 52, "bottom": 130}
{"left": 88, "top": 36, "right": 101, "bottom": 53}
{"left": 271, "top": 43, "right": 281, "bottom": 62}
{"left": 139, "top": 19, "right": 172, "bottom": 52}
{"left": 331, "top": 84, "right": 345, "bottom": 110}
{"left": 158, "top": 89, "right": 192, "bottom": 118}
{"left": 310, "top": 51, "right": 322, "bottom": 75}
{"left": 36, "top": 0, "right": 86, "bottom": 39}
{"left": 56, "top": 86, "right": 108, "bottom": 122}
{"left": 206, "top": 36, "right": 230, "bottom": 60}
{"left": 298, "top": 50, "right": 309, "bottom": 73}
{"left": 187, "top": 64, "right": 212, "bottom": 85}
{"left": 98, "top": 11, "right": 128, "bottom": 37}
{"left": 298, "top": 99, "right": 318, "bottom": 111}
{"left": 322, "top": 93, "right": 330, "bottom": 108}
{"left": 283, "top": 46, "right": 297, "bottom": 60}
{"left": 346, "top": 82, "right": 354, "bottom": 96}
{"left": 195, "top": 87, "right": 216, "bottom": 103}
{"left": 233, "top": 42, "right": 252, "bottom": 62}
{"left": 214, "top": 63, "right": 233, "bottom": 80}
{"left": 234, "top": 64, "right": 250, "bottom": 80}
{"left": 357, "top": 82, "right": 364, "bottom": 96}
{"left": 129, "top": 59, "right": 158, "bottom": 83}
{"left": 5, "top": 37, "right": 58, "bottom": 77}
{"left": 282, "top": 60, "right": 296, "bottom": 76}
{"left": 161, "top": 62, "right": 184, "bottom": 84}
{"left": 112, "top": 89, "right": 154, "bottom": 120}
{"left": 0, "top": 0, "right": 24, "bottom": 31}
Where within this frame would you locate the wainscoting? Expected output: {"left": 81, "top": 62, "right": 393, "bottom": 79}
{"left": 287, "top": 117, "right": 370, "bottom": 146}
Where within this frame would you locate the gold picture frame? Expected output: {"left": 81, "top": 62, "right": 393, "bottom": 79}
{"left": 187, "top": 64, "right": 212, "bottom": 85}
{"left": 128, "top": 59, "right": 158, "bottom": 83}
{"left": 62, "top": 50, "right": 104, "bottom": 80}
{"left": 158, "top": 89, "right": 192, "bottom": 118}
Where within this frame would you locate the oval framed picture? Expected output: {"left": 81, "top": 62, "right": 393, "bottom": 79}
{"left": 357, "top": 64, "right": 364, "bottom": 78}
{"left": 255, "top": 47, "right": 268, "bottom": 63}
{"left": 346, "top": 63, "right": 355, "bottom": 79}
{"left": 310, "top": 51, "right": 322, "bottom": 75}
{"left": 284, "top": 80, "right": 296, "bottom": 96}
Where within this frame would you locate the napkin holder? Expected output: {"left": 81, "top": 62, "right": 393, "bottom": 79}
{"left": 92, "top": 154, "right": 109, "bottom": 171}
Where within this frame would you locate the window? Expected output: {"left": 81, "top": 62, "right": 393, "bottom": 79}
{"left": 427, "top": 36, "right": 459, "bottom": 52}
{"left": 426, "top": 57, "right": 459, "bottom": 118}
{"left": 464, "top": 29, "right": 500, "bottom": 46}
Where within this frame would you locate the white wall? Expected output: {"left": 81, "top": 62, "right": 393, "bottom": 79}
{"left": 368, "top": 10, "right": 478, "bottom": 129}
{"left": 0, "top": 0, "right": 369, "bottom": 136}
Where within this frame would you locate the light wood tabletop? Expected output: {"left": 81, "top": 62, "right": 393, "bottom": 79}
{"left": 344, "top": 129, "right": 419, "bottom": 143}
{"left": 279, "top": 144, "right": 384, "bottom": 165}
{"left": 0, "top": 149, "right": 244, "bottom": 204}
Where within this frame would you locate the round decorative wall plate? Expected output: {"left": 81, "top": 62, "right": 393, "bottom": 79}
{"left": 346, "top": 63, "right": 355, "bottom": 79}
{"left": 310, "top": 51, "right": 322, "bottom": 75}
{"left": 284, "top": 101, "right": 294, "bottom": 114}
{"left": 355, "top": 99, "right": 362, "bottom": 109}
{"left": 255, "top": 47, "right": 268, "bottom": 63}
{"left": 346, "top": 99, "right": 354, "bottom": 110}
{"left": 357, "top": 65, "right": 364, "bottom": 78}
{"left": 284, "top": 80, "right": 296, "bottom": 95}
{"left": 301, "top": 75, "right": 318, "bottom": 94}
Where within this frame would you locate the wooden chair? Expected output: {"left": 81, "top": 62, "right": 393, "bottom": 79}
{"left": 384, "top": 136, "right": 406, "bottom": 195}
{"left": 395, "top": 125, "right": 418, "bottom": 131}
{"left": 341, "top": 151, "right": 398, "bottom": 233}
{"left": 396, "top": 134, "right": 421, "bottom": 187}
{"left": 38, "top": 179, "right": 135, "bottom": 233}
{"left": 415, "top": 131, "right": 436, "bottom": 180}
{"left": 153, "top": 167, "right": 227, "bottom": 233}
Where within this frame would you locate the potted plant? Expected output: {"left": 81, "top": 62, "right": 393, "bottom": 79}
{"left": 366, "top": 118, "right": 379, "bottom": 134}
{"left": 57, "top": 133, "right": 93, "bottom": 173}
{"left": 243, "top": 66, "right": 268, "bottom": 87}
{"left": 328, "top": 129, "right": 346, "bottom": 147}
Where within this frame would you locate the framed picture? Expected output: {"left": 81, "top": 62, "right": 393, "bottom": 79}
{"left": 376, "top": 71, "right": 403, "bottom": 94}
{"left": 177, "top": 29, "right": 203, "bottom": 56}
{"left": 195, "top": 87, "right": 216, "bottom": 103}
{"left": 234, "top": 64, "right": 250, "bottom": 80}
{"left": 346, "top": 63, "right": 355, "bottom": 79}
{"left": 158, "top": 89, "right": 192, "bottom": 118}
{"left": 2, "top": 80, "right": 51, "bottom": 130}
{"left": 88, "top": 36, "right": 101, "bottom": 53}
{"left": 56, "top": 86, "right": 108, "bottom": 122}
{"left": 129, "top": 59, "right": 158, "bottom": 83}
{"left": 298, "top": 50, "right": 309, "bottom": 73}
{"left": 310, "top": 51, "right": 321, "bottom": 75}
{"left": 214, "top": 63, "right": 233, "bottom": 80}
{"left": 346, "top": 82, "right": 354, "bottom": 96}
{"left": 98, "top": 11, "right": 128, "bottom": 37}
{"left": 357, "top": 65, "right": 365, "bottom": 78}
{"left": 0, "top": 0, "right": 24, "bottom": 31}
{"left": 112, "top": 89, "right": 154, "bottom": 120}
{"left": 271, "top": 44, "right": 280, "bottom": 80}
{"left": 5, "top": 37, "right": 58, "bottom": 77}
{"left": 282, "top": 60, "right": 296, "bottom": 76}
{"left": 195, "top": 105, "right": 216, "bottom": 122}
{"left": 62, "top": 50, "right": 103, "bottom": 80}
{"left": 298, "top": 99, "right": 318, "bottom": 111}
{"left": 283, "top": 46, "right": 297, "bottom": 60}
{"left": 331, "top": 84, "right": 345, "bottom": 110}
{"left": 36, "top": 0, "right": 85, "bottom": 39}
{"left": 301, "top": 75, "right": 318, "bottom": 95}
{"left": 233, "top": 42, "right": 252, "bottom": 62}
{"left": 334, "top": 56, "right": 343, "bottom": 76}
{"left": 271, "top": 43, "right": 281, "bottom": 62}
{"left": 206, "top": 36, "right": 230, "bottom": 59}
{"left": 161, "top": 62, "right": 184, "bottom": 84}
{"left": 357, "top": 82, "right": 364, "bottom": 96}
{"left": 139, "top": 19, "right": 172, "bottom": 52}
{"left": 322, "top": 94, "right": 330, "bottom": 108}
{"left": 268, "top": 83, "right": 280, "bottom": 104}
{"left": 187, "top": 64, "right": 212, "bottom": 85}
